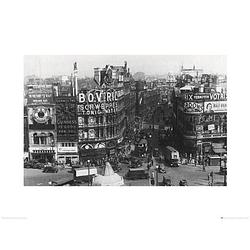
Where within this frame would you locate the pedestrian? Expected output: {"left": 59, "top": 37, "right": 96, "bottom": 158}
{"left": 210, "top": 171, "right": 214, "bottom": 186}
{"left": 207, "top": 174, "right": 211, "bottom": 186}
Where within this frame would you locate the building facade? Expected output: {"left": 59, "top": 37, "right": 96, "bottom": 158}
{"left": 27, "top": 88, "right": 57, "bottom": 163}
{"left": 77, "top": 62, "right": 132, "bottom": 161}
{"left": 55, "top": 96, "right": 79, "bottom": 164}
{"left": 174, "top": 86, "right": 227, "bottom": 163}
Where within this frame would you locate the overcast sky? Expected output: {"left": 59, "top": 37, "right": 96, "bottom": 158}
{"left": 24, "top": 55, "right": 226, "bottom": 78}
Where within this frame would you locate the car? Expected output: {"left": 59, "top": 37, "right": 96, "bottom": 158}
{"left": 153, "top": 148, "right": 160, "bottom": 158}
{"left": 170, "top": 162, "right": 179, "bottom": 168}
{"left": 43, "top": 166, "right": 58, "bottom": 173}
{"left": 220, "top": 166, "right": 227, "bottom": 175}
{"left": 125, "top": 168, "right": 149, "bottom": 180}
{"left": 24, "top": 160, "right": 39, "bottom": 168}
{"left": 33, "top": 163, "right": 44, "bottom": 169}
{"left": 162, "top": 177, "right": 171, "bottom": 186}
{"left": 179, "top": 179, "right": 188, "bottom": 186}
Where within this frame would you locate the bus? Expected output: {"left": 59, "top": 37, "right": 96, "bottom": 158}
{"left": 163, "top": 146, "right": 180, "bottom": 167}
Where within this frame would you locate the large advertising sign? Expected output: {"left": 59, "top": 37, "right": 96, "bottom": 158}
{"left": 184, "top": 92, "right": 227, "bottom": 101}
{"left": 204, "top": 101, "right": 227, "bottom": 113}
{"left": 184, "top": 102, "right": 204, "bottom": 113}
{"left": 28, "top": 106, "right": 55, "bottom": 129}
{"left": 77, "top": 89, "right": 122, "bottom": 115}
{"left": 56, "top": 97, "right": 78, "bottom": 141}
{"left": 27, "top": 92, "right": 53, "bottom": 105}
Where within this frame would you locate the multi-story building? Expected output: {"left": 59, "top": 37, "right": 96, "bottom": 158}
{"left": 135, "top": 81, "right": 160, "bottom": 130}
{"left": 27, "top": 85, "right": 57, "bottom": 163}
{"left": 54, "top": 64, "right": 79, "bottom": 164}
{"left": 77, "top": 62, "right": 132, "bottom": 161}
{"left": 173, "top": 82, "right": 227, "bottom": 164}
{"left": 24, "top": 105, "right": 29, "bottom": 159}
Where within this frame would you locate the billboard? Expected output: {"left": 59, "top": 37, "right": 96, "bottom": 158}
{"left": 184, "top": 102, "right": 204, "bottom": 113}
{"left": 204, "top": 101, "right": 227, "bottom": 113}
{"left": 28, "top": 106, "right": 55, "bottom": 129}
{"left": 55, "top": 97, "right": 78, "bottom": 141}
{"left": 27, "top": 92, "right": 53, "bottom": 105}
{"left": 77, "top": 89, "right": 121, "bottom": 115}
{"left": 183, "top": 92, "right": 227, "bottom": 101}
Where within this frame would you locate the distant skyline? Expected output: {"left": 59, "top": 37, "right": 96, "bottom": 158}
{"left": 24, "top": 55, "right": 226, "bottom": 78}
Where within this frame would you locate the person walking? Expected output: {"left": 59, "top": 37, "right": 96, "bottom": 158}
{"left": 210, "top": 171, "right": 214, "bottom": 186}
{"left": 208, "top": 174, "right": 211, "bottom": 186}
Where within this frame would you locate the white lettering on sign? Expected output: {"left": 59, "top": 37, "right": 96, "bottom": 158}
{"left": 78, "top": 89, "right": 119, "bottom": 103}
{"left": 209, "top": 93, "right": 227, "bottom": 100}
{"left": 79, "top": 93, "right": 86, "bottom": 103}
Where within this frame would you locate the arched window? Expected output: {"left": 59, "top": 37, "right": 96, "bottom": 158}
{"left": 48, "top": 133, "right": 54, "bottom": 145}
{"left": 33, "top": 133, "right": 39, "bottom": 144}
{"left": 40, "top": 133, "right": 46, "bottom": 145}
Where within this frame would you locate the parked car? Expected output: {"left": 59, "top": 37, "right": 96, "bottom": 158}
{"left": 125, "top": 168, "right": 149, "bottom": 180}
{"left": 43, "top": 166, "right": 58, "bottom": 173}
{"left": 33, "top": 163, "right": 44, "bottom": 169}
{"left": 170, "top": 162, "right": 179, "bottom": 168}
{"left": 220, "top": 166, "right": 227, "bottom": 175}
{"left": 24, "top": 160, "right": 38, "bottom": 168}
{"left": 179, "top": 179, "right": 188, "bottom": 186}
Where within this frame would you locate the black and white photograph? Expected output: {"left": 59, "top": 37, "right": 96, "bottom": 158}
{"left": 1, "top": 1, "right": 250, "bottom": 250}
{"left": 24, "top": 55, "right": 227, "bottom": 186}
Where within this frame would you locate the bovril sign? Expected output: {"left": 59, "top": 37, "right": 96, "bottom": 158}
{"left": 78, "top": 89, "right": 122, "bottom": 115}
{"left": 78, "top": 89, "right": 123, "bottom": 103}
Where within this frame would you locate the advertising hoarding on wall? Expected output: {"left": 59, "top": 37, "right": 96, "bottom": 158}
{"left": 204, "top": 101, "right": 227, "bottom": 113}
{"left": 28, "top": 106, "right": 55, "bottom": 129}
{"left": 27, "top": 92, "right": 53, "bottom": 105}
{"left": 184, "top": 102, "right": 204, "bottom": 113}
{"left": 55, "top": 97, "right": 78, "bottom": 141}
{"left": 57, "top": 146, "right": 78, "bottom": 153}
{"left": 208, "top": 124, "right": 215, "bottom": 130}
{"left": 183, "top": 92, "right": 227, "bottom": 101}
{"left": 77, "top": 89, "right": 121, "bottom": 115}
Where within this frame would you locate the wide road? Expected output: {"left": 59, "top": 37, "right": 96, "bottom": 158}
{"left": 24, "top": 168, "right": 73, "bottom": 186}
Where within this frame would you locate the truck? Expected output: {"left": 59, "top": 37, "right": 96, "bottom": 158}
{"left": 163, "top": 146, "right": 180, "bottom": 167}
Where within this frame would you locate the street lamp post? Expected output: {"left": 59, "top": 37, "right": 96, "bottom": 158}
{"left": 87, "top": 159, "right": 91, "bottom": 186}
{"left": 155, "top": 165, "right": 159, "bottom": 186}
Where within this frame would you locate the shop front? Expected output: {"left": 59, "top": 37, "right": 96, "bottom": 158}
{"left": 57, "top": 143, "right": 79, "bottom": 164}
{"left": 30, "top": 147, "right": 56, "bottom": 163}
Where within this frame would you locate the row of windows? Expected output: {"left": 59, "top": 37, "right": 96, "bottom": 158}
{"left": 61, "top": 143, "right": 76, "bottom": 147}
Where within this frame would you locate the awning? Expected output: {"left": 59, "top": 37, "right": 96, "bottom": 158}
{"left": 213, "top": 148, "right": 227, "bottom": 154}
{"left": 32, "top": 150, "right": 55, "bottom": 154}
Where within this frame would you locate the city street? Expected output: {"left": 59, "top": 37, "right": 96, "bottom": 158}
{"left": 24, "top": 158, "right": 225, "bottom": 186}
{"left": 24, "top": 168, "right": 73, "bottom": 186}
